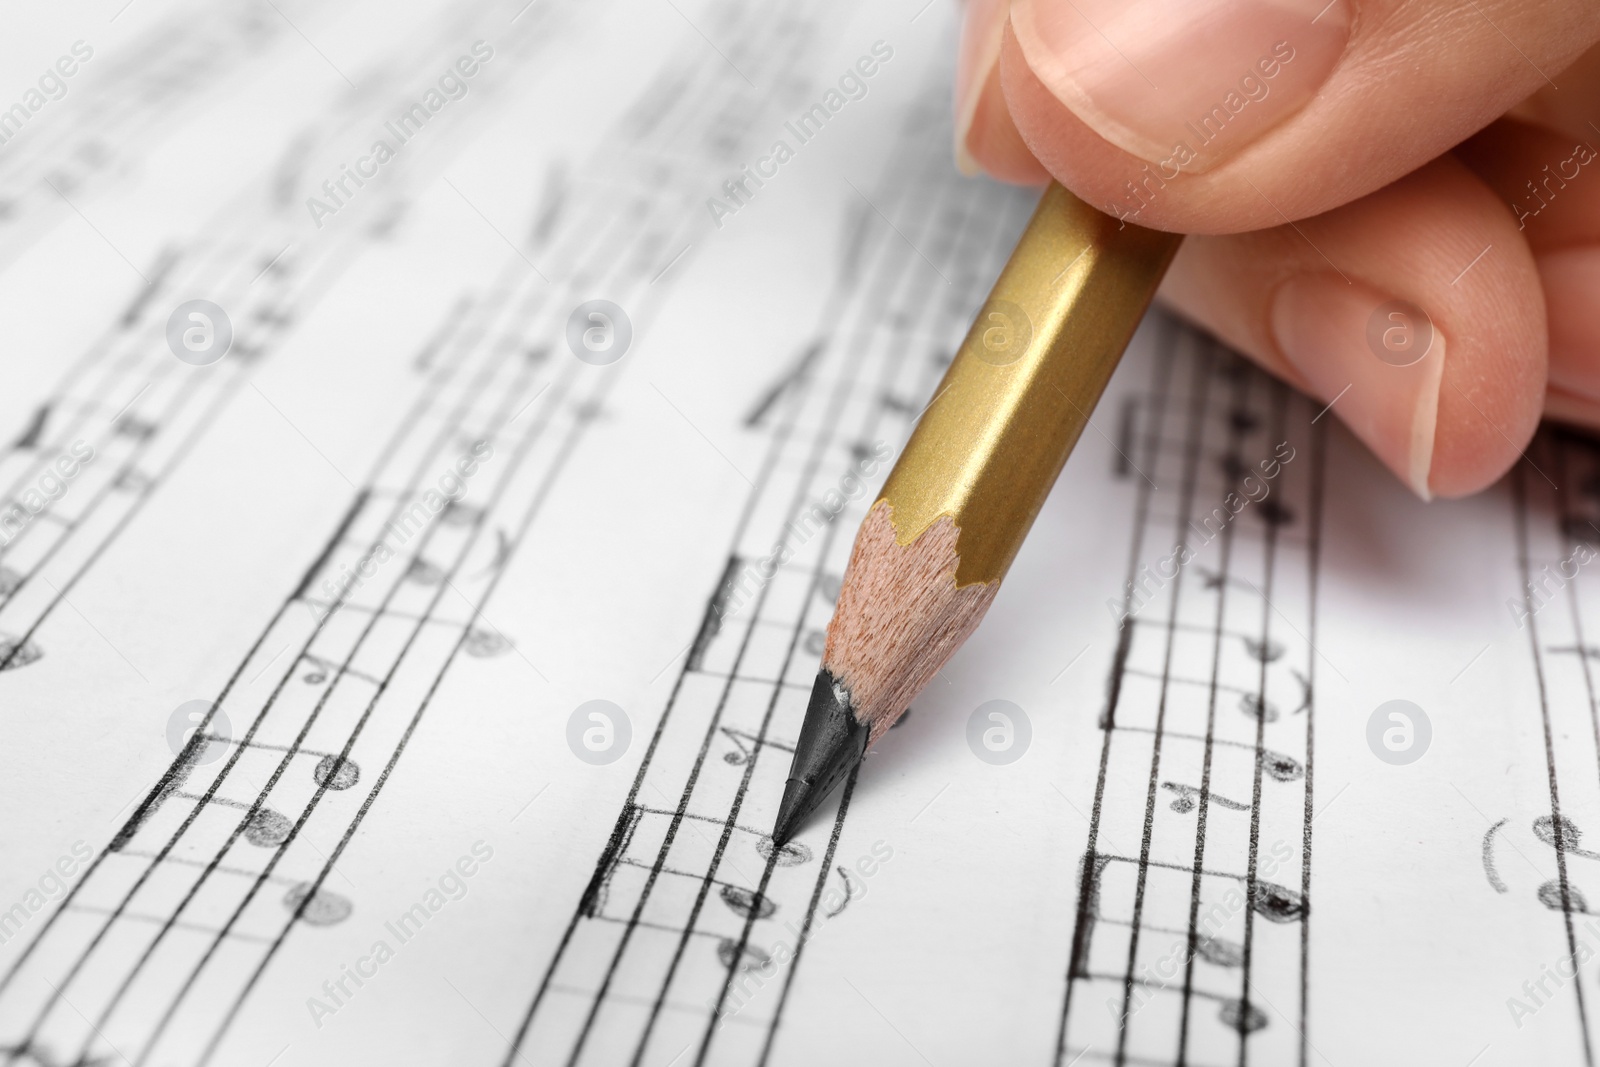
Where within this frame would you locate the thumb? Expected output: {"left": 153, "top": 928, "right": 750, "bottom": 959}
{"left": 958, "top": 0, "right": 1600, "bottom": 234}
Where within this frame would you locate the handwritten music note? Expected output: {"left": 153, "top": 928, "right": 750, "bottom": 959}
{"left": 715, "top": 938, "right": 770, "bottom": 971}
{"left": 284, "top": 882, "right": 352, "bottom": 926}
{"left": 301, "top": 654, "right": 381, "bottom": 687}
{"left": 719, "top": 885, "right": 775, "bottom": 921}
{"left": 0, "top": 635, "right": 42, "bottom": 670}
{"left": 405, "top": 558, "right": 445, "bottom": 585}
{"left": 461, "top": 628, "right": 512, "bottom": 657}
{"left": 1161, "top": 782, "right": 1249, "bottom": 814}
{"left": 756, "top": 838, "right": 812, "bottom": 867}
{"left": 719, "top": 727, "right": 791, "bottom": 766}
{"left": 1219, "top": 999, "right": 1268, "bottom": 1034}
{"left": 113, "top": 416, "right": 157, "bottom": 440}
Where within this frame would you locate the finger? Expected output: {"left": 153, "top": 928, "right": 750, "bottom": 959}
{"left": 955, "top": 0, "right": 1050, "bottom": 183}
{"left": 1456, "top": 117, "right": 1600, "bottom": 409}
{"left": 973, "top": 0, "right": 1600, "bottom": 234}
{"left": 1508, "top": 39, "right": 1600, "bottom": 144}
{"left": 1156, "top": 154, "right": 1545, "bottom": 498}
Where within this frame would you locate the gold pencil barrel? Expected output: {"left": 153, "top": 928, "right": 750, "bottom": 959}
{"left": 772, "top": 183, "right": 1183, "bottom": 844}
{"left": 879, "top": 182, "right": 1182, "bottom": 587}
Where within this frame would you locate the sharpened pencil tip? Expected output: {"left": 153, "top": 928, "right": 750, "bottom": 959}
{"left": 771, "top": 779, "right": 810, "bottom": 847}
{"left": 770, "top": 669, "right": 869, "bottom": 845}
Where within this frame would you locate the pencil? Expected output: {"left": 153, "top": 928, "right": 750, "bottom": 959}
{"left": 772, "top": 182, "right": 1182, "bottom": 844}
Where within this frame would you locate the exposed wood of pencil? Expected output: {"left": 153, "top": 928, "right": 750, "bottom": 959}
{"left": 822, "top": 500, "right": 997, "bottom": 741}
{"left": 773, "top": 183, "right": 1182, "bottom": 844}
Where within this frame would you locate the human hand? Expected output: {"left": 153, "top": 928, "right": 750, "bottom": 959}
{"left": 956, "top": 0, "right": 1600, "bottom": 498}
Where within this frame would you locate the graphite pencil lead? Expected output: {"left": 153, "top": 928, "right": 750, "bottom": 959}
{"left": 772, "top": 669, "right": 868, "bottom": 844}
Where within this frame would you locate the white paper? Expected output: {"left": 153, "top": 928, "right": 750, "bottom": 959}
{"left": 0, "top": 2, "right": 1589, "bottom": 1066}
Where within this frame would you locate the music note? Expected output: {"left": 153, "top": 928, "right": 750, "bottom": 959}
{"left": 756, "top": 837, "right": 812, "bottom": 867}
{"left": 1249, "top": 880, "right": 1305, "bottom": 923}
{"left": 1241, "top": 635, "right": 1284, "bottom": 663}
{"left": 253, "top": 304, "right": 293, "bottom": 327}
{"left": 284, "top": 882, "right": 353, "bottom": 926}
{"left": 1219, "top": 998, "right": 1268, "bottom": 1033}
{"left": 1538, "top": 880, "right": 1591, "bottom": 912}
{"left": 1239, "top": 692, "right": 1279, "bottom": 722}
{"left": 715, "top": 938, "right": 770, "bottom": 971}
{"left": 244, "top": 808, "right": 292, "bottom": 847}
{"left": 313, "top": 755, "right": 359, "bottom": 791}
{"left": 180, "top": 791, "right": 294, "bottom": 847}
{"left": 462, "top": 628, "right": 512, "bottom": 658}
{"left": 1197, "top": 935, "right": 1244, "bottom": 967}
{"left": 440, "top": 501, "right": 484, "bottom": 527}
{"left": 1533, "top": 814, "right": 1600, "bottom": 861}
{"left": 114, "top": 469, "right": 154, "bottom": 493}
{"left": 718, "top": 727, "right": 789, "bottom": 766}
{"left": 406, "top": 558, "right": 444, "bottom": 585}
{"left": 114, "top": 416, "right": 157, "bottom": 440}
{"left": 1161, "top": 782, "right": 1248, "bottom": 814}
{"left": 193, "top": 733, "right": 366, "bottom": 795}
{"left": 301, "top": 653, "right": 381, "bottom": 686}
{"left": 719, "top": 885, "right": 775, "bottom": 920}
{"left": 721, "top": 730, "right": 755, "bottom": 766}
{"left": 0, "top": 634, "right": 42, "bottom": 670}
{"left": 1262, "top": 750, "right": 1304, "bottom": 782}
{"left": 1533, "top": 812, "right": 1600, "bottom": 914}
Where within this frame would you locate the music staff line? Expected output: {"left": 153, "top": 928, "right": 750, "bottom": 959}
{"left": 123, "top": 285, "right": 575, "bottom": 1065}
{"left": 165, "top": 30, "right": 775, "bottom": 1053}
{"left": 0, "top": 251, "right": 553, "bottom": 1063}
{"left": 0, "top": 0, "right": 585, "bottom": 686}
{"left": 508, "top": 93, "right": 1036, "bottom": 1066}
{"left": 1057, "top": 331, "right": 1321, "bottom": 1067}
{"left": 704, "top": 175, "right": 1034, "bottom": 1067}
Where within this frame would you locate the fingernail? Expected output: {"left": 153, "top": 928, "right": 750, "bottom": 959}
{"left": 1010, "top": 0, "right": 1352, "bottom": 172}
{"left": 1271, "top": 275, "right": 1445, "bottom": 500}
{"left": 955, "top": 0, "right": 1009, "bottom": 176}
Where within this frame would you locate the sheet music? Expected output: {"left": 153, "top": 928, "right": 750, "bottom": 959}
{"left": 0, "top": 2, "right": 1595, "bottom": 1066}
